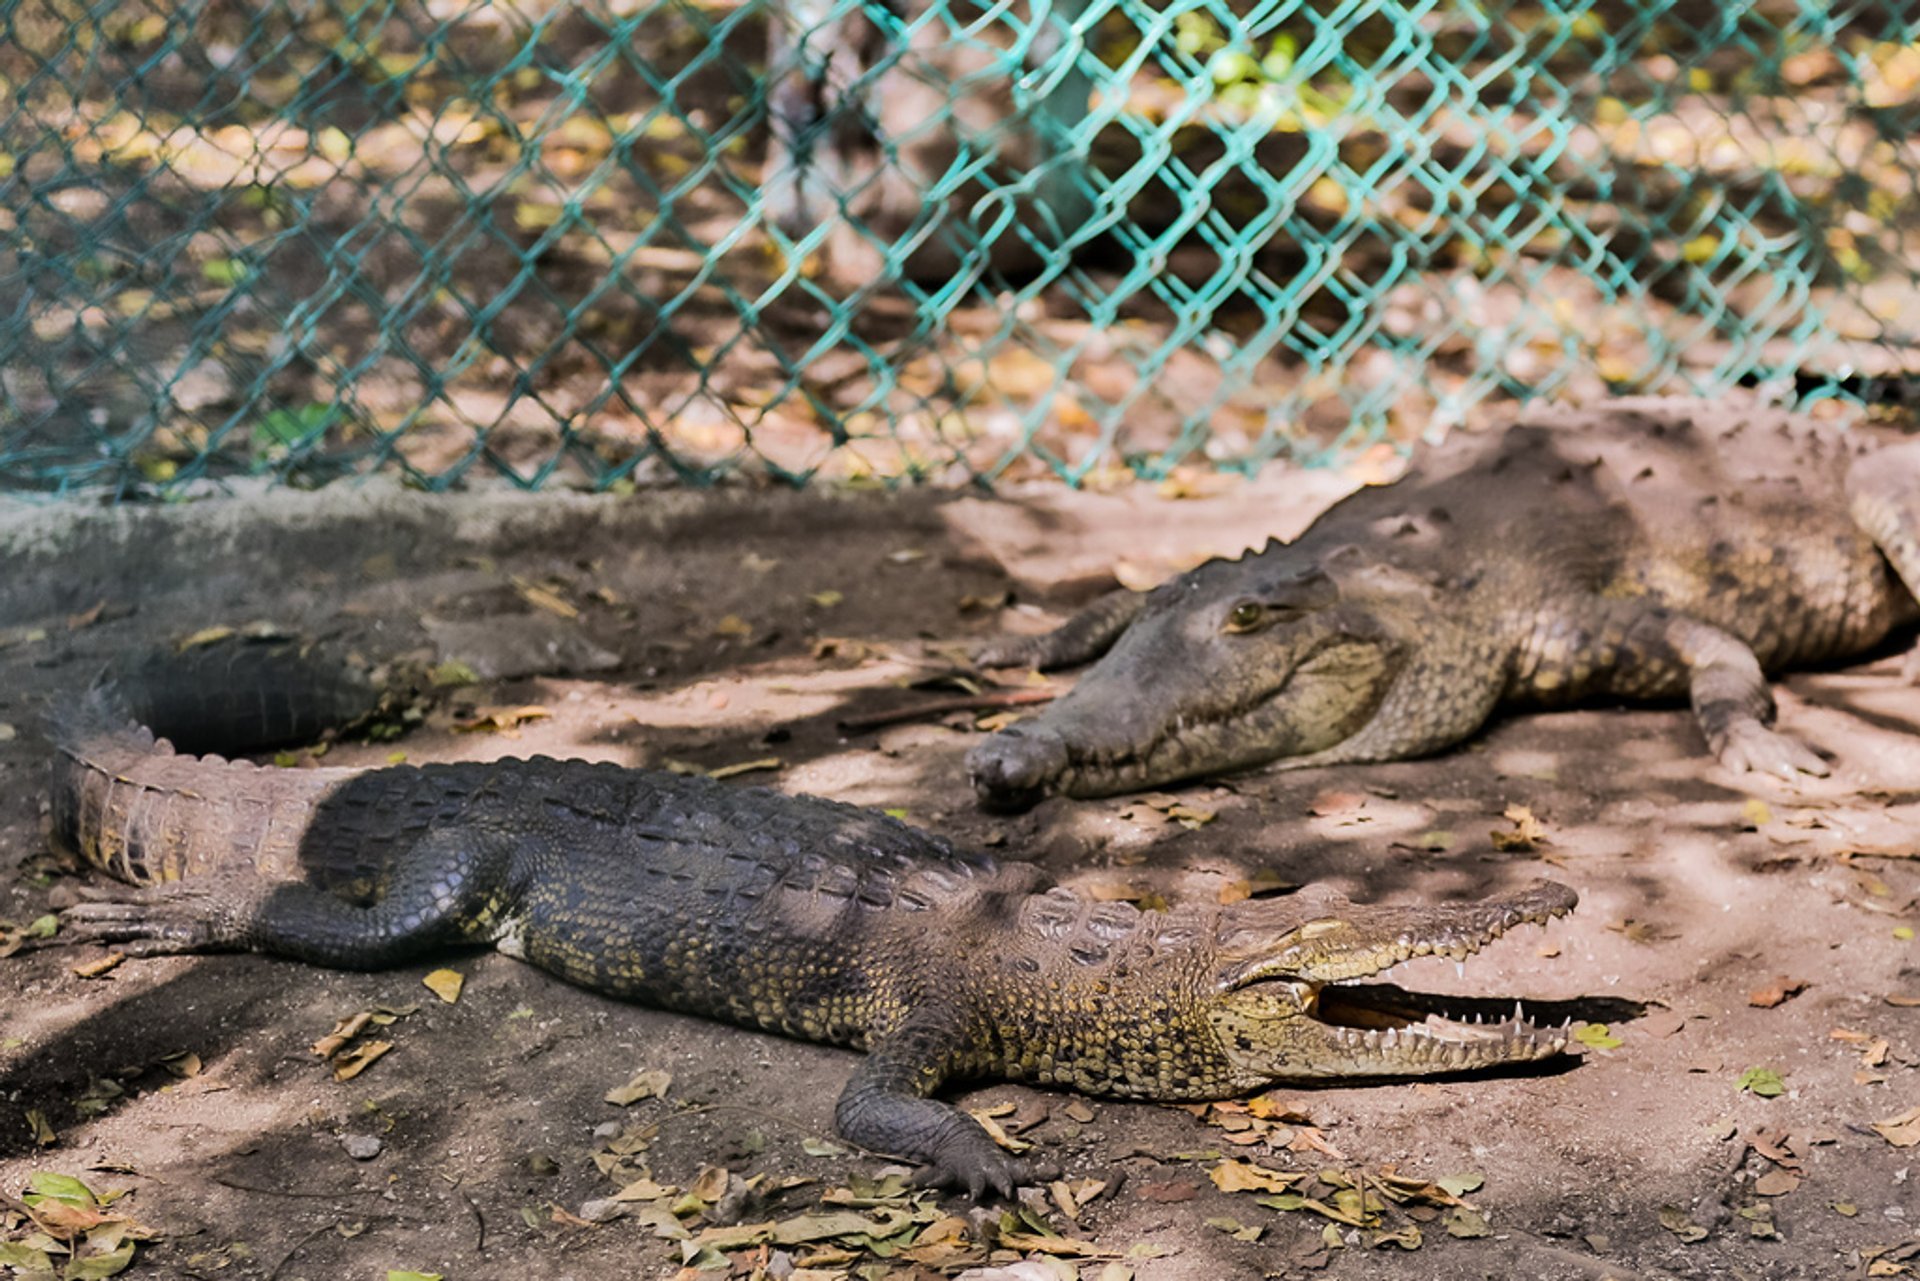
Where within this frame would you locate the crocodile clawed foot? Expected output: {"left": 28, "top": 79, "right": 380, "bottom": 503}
{"left": 1715, "top": 722, "right": 1830, "bottom": 781}
{"left": 972, "top": 634, "right": 1047, "bottom": 671}
{"left": 912, "top": 1139, "right": 1057, "bottom": 1201}
{"left": 60, "top": 883, "right": 224, "bottom": 955}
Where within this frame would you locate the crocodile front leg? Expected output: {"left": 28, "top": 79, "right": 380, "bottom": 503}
{"left": 63, "top": 827, "right": 522, "bottom": 968}
{"left": 1657, "top": 613, "right": 1829, "bottom": 777}
{"left": 976, "top": 588, "right": 1147, "bottom": 671}
{"left": 835, "top": 1004, "right": 1049, "bottom": 1198}
{"left": 1848, "top": 437, "right": 1920, "bottom": 682}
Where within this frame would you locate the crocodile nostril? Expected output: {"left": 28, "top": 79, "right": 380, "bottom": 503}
{"left": 965, "top": 726, "right": 1068, "bottom": 812}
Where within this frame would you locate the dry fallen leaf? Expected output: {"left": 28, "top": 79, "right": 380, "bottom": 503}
{"left": 1209, "top": 1159, "right": 1300, "bottom": 1194}
{"left": 1166, "top": 803, "right": 1216, "bottom": 829}
{"left": 1049, "top": 1177, "right": 1109, "bottom": 1220}
{"left": 611, "top": 1176, "right": 675, "bottom": 1203}
{"left": 1489, "top": 803, "right": 1548, "bottom": 851}
{"left": 1246, "top": 1095, "right": 1316, "bottom": 1124}
{"left": 1872, "top": 1105, "right": 1920, "bottom": 1147}
{"left": 1290, "top": 1126, "right": 1349, "bottom": 1159}
{"left": 330, "top": 1040, "right": 392, "bottom": 1082}
{"left": 690, "top": 1164, "right": 729, "bottom": 1202}
{"left": 72, "top": 952, "right": 125, "bottom": 979}
{"left": 158, "top": 1051, "right": 203, "bottom": 1079}
{"left": 313, "top": 1011, "right": 373, "bottom": 1059}
{"left": 1607, "top": 918, "right": 1672, "bottom": 944}
{"left": 1747, "top": 1128, "right": 1801, "bottom": 1172}
{"left": 513, "top": 578, "right": 580, "bottom": 619}
{"left": 452, "top": 705, "right": 552, "bottom": 734}
{"left": 996, "top": 1231, "right": 1112, "bottom": 1257}
{"left": 177, "top": 625, "right": 236, "bottom": 650}
{"left": 422, "top": 969, "right": 464, "bottom": 1004}
{"left": 1658, "top": 1204, "right": 1708, "bottom": 1242}
{"left": 968, "top": 1105, "right": 1032, "bottom": 1153}
{"left": 605, "top": 1068, "right": 673, "bottom": 1107}
{"left": 706, "top": 758, "right": 782, "bottom": 780}
{"left": 1747, "top": 976, "right": 1808, "bottom": 1009}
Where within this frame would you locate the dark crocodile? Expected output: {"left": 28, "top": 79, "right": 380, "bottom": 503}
{"left": 49, "top": 641, "right": 1579, "bottom": 1196}
{"left": 968, "top": 400, "right": 1920, "bottom": 808}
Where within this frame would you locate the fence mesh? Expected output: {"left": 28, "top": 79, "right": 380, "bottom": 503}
{"left": 2, "top": 0, "right": 1917, "bottom": 496}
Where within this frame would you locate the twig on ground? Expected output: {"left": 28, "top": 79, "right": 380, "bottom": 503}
{"left": 838, "top": 687, "right": 1057, "bottom": 733}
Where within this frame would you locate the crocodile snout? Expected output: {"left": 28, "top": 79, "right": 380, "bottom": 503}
{"left": 967, "top": 725, "right": 1069, "bottom": 812}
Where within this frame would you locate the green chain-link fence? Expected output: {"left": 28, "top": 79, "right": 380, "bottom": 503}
{"left": 3, "top": 0, "right": 1917, "bottom": 495}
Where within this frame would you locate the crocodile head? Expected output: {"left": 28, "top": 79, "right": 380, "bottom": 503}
{"left": 969, "top": 546, "right": 1444, "bottom": 808}
{"left": 1205, "top": 879, "right": 1578, "bottom": 1084}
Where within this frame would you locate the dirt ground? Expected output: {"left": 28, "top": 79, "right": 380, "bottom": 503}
{"left": 3, "top": 412, "right": 1920, "bottom": 1280}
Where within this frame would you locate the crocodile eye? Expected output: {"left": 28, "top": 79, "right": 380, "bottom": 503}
{"left": 1224, "top": 601, "right": 1265, "bottom": 633}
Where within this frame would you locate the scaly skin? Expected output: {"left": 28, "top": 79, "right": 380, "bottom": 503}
{"left": 969, "top": 400, "right": 1920, "bottom": 808}
{"left": 50, "top": 642, "right": 1580, "bottom": 1197}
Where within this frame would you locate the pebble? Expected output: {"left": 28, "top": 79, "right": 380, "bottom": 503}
{"left": 342, "top": 1134, "right": 383, "bottom": 1161}
{"left": 577, "top": 1197, "right": 625, "bottom": 1223}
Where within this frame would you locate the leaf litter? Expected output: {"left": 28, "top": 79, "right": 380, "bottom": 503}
{"left": 1, "top": 1171, "right": 154, "bottom": 1279}
{"left": 1207, "top": 1155, "right": 1490, "bottom": 1247}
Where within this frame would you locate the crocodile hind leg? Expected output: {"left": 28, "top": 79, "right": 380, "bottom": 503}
{"left": 62, "top": 828, "right": 521, "bottom": 969}
{"left": 1847, "top": 438, "right": 1920, "bottom": 682}
{"left": 835, "top": 1006, "right": 1053, "bottom": 1198}
{"left": 975, "top": 588, "right": 1146, "bottom": 670}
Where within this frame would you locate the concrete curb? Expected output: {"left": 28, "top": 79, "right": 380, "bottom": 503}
{"left": 0, "top": 479, "right": 940, "bottom": 621}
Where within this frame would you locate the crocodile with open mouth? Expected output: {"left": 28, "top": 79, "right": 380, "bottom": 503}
{"left": 48, "top": 640, "right": 1583, "bottom": 1197}
{"left": 968, "top": 400, "right": 1920, "bottom": 808}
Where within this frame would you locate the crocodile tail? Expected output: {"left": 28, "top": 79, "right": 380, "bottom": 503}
{"left": 45, "top": 680, "right": 155, "bottom": 758}
{"left": 107, "top": 638, "right": 383, "bottom": 756}
{"left": 47, "top": 639, "right": 379, "bottom": 885}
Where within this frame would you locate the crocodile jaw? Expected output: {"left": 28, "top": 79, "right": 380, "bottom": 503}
{"left": 1206, "top": 880, "right": 1578, "bottom": 1081}
{"left": 1250, "top": 989, "right": 1574, "bottom": 1079}
{"left": 968, "top": 632, "right": 1394, "bottom": 809}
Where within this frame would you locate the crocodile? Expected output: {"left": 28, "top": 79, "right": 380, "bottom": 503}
{"left": 49, "top": 640, "right": 1579, "bottom": 1197}
{"left": 968, "top": 400, "right": 1920, "bottom": 808}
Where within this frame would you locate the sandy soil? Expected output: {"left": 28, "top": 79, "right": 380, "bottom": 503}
{"left": 3, "top": 422, "right": 1919, "bottom": 1281}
